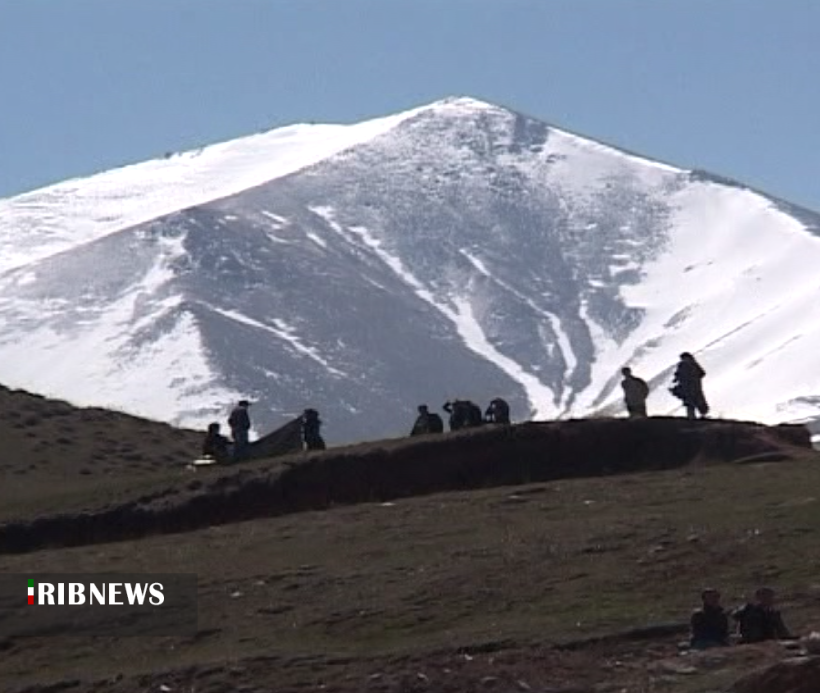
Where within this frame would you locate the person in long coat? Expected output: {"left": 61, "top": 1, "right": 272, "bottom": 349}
{"left": 671, "top": 353, "right": 709, "bottom": 419}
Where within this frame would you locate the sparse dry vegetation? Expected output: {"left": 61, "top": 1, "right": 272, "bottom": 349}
{"left": 1, "top": 384, "right": 818, "bottom": 692}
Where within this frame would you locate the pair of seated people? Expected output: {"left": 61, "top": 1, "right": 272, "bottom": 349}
{"left": 690, "top": 587, "right": 794, "bottom": 649}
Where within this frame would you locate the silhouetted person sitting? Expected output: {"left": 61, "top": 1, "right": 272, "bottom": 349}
{"left": 202, "top": 422, "right": 231, "bottom": 463}
{"left": 733, "top": 587, "right": 794, "bottom": 643}
{"left": 671, "top": 352, "right": 709, "bottom": 419}
{"left": 302, "top": 408, "right": 326, "bottom": 451}
{"left": 485, "top": 397, "right": 511, "bottom": 424}
{"left": 621, "top": 367, "right": 649, "bottom": 418}
{"left": 228, "top": 400, "right": 252, "bottom": 460}
{"left": 411, "top": 405, "right": 443, "bottom": 436}
{"left": 690, "top": 588, "right": 730, "bottom": 649}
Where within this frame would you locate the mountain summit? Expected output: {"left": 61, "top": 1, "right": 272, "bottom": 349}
{"left": 2, "top": 96, "right": 820, "bottom": 442}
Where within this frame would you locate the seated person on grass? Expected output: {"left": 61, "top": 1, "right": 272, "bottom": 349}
{"left": 733, "top": 587, "right": 794, "bottom": 643}
{"left": 202, "top": 422, "right": 232, "bottom": 463}
{"left": 690, "top": 588, "right": 730, "bottom": 649}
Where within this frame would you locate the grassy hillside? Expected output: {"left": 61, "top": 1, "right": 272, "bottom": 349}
{"left": 0, "top": 415, "right": 808, "bottom": 551}
{"left": 1, "top": 385, "right": 817, "bottom": 692}
{"left": 0, "top": 384, "right": 200, "bottom": 484}
{"left": 3, "top": 454, "right": 820, "bottom": 692}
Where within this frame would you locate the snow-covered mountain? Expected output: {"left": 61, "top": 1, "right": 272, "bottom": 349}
{"left": 2, "top": 96, "right": 820, "bottom": 443}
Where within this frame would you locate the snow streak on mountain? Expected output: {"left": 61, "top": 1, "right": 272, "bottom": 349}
{"left": 1, "top": 97, "right": 820, "bottom": 443}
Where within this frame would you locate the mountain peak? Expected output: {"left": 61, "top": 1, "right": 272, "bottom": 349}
{"left": 397, "top": 95, "right": 522, "bottom": 126}
{"left": 418, "top": 95, "right": 507, "bottom": 112}
{"left": 2, "top": 99, "right": 820, "bottom": 443}
{"left": 0, "top": 96, "right": 523, "bottom": 276}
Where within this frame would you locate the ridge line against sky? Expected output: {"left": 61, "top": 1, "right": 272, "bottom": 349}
{"left": 1, "top": 0, "right": 818, "bottom": 212}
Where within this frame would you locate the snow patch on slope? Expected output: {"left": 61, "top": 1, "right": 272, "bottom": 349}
{"left": 0, "top": 237, "right": 239, "bottom": 426}
{"left": 3, "top": 95, "right": 820, "bottom": 436}
{"left": 315, "top": 206, "right": 555, "bottom": 417}
{"left": 211, "top": 307, "right": 346, "bottom": 377}
{"left": 461, "top": 249, "right": 578, "bottom": 395}
{"left": 575, "top": 184, "right": 820, "bottom": 422}
{"left": 446, "top": 297, "right": 554, "bottom": 419}
{"left": 0, "top": 109, "right": 422, "bottom": 275}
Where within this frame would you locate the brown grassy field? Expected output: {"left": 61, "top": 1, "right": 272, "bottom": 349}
{"left": 0, "top": 384, "right": 200, "bottom": 486}
{"left": 3, "top": 456, "right": 820, "bottom": 691}
{"left": 1, "top": 385, "right": 818, "bottom": 692}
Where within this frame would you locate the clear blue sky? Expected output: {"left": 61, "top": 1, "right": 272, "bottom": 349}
{"left": 1, "top": 0, "right": 818, "bottom": 211}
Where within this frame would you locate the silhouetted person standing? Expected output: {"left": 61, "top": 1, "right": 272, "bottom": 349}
{"left": 411, "top": 405, "right": 432, "bottom": 436}
{"left": 485, "top": 398, "right": 511, "bottom": 424}
{"left": 465, "top": 401, "right": 483, "bottom": 427}
{"left": 443, "top": 400, "right": 466, "bottom": 431}
{"left": 671, "top": 352, "right": 709, "bottom": 419}
{"left": 302, "top": 408, "right": 326, "bottom": 451}
{"left": 620, "top": 367, "right": 649, "bottom": 418}
{"left": 228, "top": 400, "right": 251, "bottom": 460}
{"left": 411, "top": 405, "right": 443, "bottom": 436}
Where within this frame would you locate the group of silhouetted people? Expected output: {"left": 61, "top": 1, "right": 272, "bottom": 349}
{"left": 410, "top": 397, "right": 511, "bottom": 436}
{"left": 201, "top": 400, "right": 325, "bottom": 463}
{"left": 202, "top": 352, "right": 713, "bottom": 463}
{"left": 621, "top": 352, "right": 709, "bottom": 420}
{"left": 200, "top": 400, "right": 251, "bottom": 463}
{"left": 689, "top": 587, "right": 794, "bottom": 649}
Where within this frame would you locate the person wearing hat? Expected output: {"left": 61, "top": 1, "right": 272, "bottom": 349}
{"left": 228, "top": 400, "right": 252, "bottom": 460}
